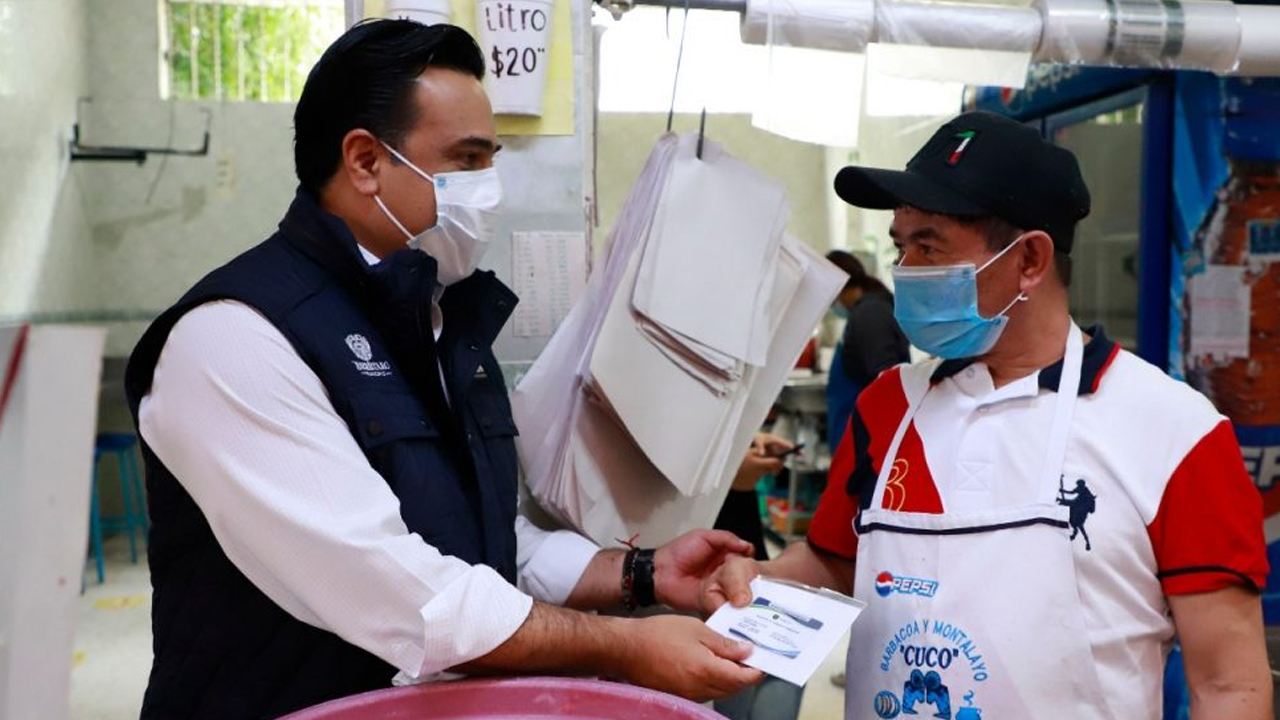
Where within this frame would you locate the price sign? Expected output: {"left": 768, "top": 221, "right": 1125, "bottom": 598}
{"left": 476, "top": 0, "right": 554, "bottom": 115}
{"left": 490, "top": 44, "right": 547, "bottom": 80}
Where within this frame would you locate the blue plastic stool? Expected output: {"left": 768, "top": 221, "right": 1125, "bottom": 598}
{"left": 88, "top": 433, "right": 148, "bottom": 582}
{"left": 87, "top": 448, "right": 105, "bottom": 584}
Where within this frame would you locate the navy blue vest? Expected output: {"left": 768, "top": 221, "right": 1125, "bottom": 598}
{"left": 125, "top": 191, "right": 520, "bottom": 719}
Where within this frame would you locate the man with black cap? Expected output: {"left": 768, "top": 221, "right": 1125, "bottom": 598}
{"left": 699, "top": 111, "right": 1271, "bottom": 719}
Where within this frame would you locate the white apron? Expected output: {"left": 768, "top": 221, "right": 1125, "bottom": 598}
{"left": 846, "top": 326, "right": 1116, "bottom": 720}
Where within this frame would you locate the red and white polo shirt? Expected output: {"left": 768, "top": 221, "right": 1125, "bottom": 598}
{"left": 810, "top": 327, "right": 1267, "bottom": 701}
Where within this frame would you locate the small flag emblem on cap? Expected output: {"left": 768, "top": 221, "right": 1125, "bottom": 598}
{"left": 947, "top": 130, "right": 976, "bottom": 166}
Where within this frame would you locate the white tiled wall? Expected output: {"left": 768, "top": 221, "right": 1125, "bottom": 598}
{"left": 75, "top": 0, "right": 301, "bottom": 357}
{"left": 2, "top": 0, "right": 302, "bottom": 357}
{"left": 0, "top": 0, "right": 90, "bottom": 316}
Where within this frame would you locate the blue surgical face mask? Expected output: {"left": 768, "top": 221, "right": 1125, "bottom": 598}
{"left": 891, "top": 236, "right": 1028, "bottom": 359}
{"left": 832, "top": 302, "right": 850, "bottom": 320}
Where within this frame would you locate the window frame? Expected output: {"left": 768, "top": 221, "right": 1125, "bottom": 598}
{"left": 160, "top": 0, "right": 345, "bottom": 103}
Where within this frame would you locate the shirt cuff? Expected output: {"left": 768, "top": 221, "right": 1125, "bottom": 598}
{"left": 520, "top": 529, "right": 600, "bottom": 605}
{"left": 1158, "top": 566, "right": 1265, "bottom": 596}
{"left": 408, "top": 564, "right": 534, "bottom": 679}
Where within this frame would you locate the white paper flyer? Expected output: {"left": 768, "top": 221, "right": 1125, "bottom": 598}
{"left": 705, "top": 576, "right": 865, "bottom": 686}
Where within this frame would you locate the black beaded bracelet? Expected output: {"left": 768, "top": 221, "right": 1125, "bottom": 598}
{"left": 621, "top": 548, "right": 639, "bottom": 612}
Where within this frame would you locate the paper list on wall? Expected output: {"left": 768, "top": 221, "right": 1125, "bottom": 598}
{"left": 511, "top": 231, "right": 589, "bottom": 338}
{"left": 1189, "top": 264, "right": 1251, "bottom": 362}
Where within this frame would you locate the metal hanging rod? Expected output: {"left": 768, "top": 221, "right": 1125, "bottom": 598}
{"left": 597, "top": 0, "right": 746, "bottom": 20}
{"left": 596, "top": 0, "right": 1280, "bottom": 76}
{"left": 631, "top": 0, "right": 746, "bottom": 10}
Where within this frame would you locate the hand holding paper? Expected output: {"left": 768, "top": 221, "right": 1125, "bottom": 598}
{"left": 704, "top": 577, "right": 865, "bottom": 687}
{"left": 654, "top": 529, "right": 756, "bottom": 613}
{"left": 699, "top": 553, "right": 765, "bottom": 616}
{"left": 621, "top": 615, "right": 764, "bottom": 702}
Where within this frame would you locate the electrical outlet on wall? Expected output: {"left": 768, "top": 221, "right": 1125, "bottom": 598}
{"left": 215, "top": 152, "right": 236, "bottom": 197}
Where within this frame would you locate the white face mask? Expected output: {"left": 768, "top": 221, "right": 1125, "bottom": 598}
{"left": 373, "top": 141, "right": 503, "bottom": 287}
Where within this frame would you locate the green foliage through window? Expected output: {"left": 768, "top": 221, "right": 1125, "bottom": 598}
{"left": 166, "top": 1, "right": 344, "bottom": 102}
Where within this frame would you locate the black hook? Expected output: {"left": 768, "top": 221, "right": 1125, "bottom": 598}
{"left": 696, "top": 107, "right": 707, "bottom": 159}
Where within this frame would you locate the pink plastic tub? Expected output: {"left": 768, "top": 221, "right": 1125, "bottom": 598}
{"left": 278, "top": 677, "right": 724, "bottom": 720}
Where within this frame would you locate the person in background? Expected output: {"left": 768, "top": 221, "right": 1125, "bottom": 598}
{"left": 699, "top": 111, "right": 1271, "bottom": 720}
{"left": 714, "top": 433, "right": 792, "bottom": 562}
{"left": 125, "top": 20, "right": 760, "bottom": 719}
{"left": 823, "top": 251, "right": 910, "bottom": 454}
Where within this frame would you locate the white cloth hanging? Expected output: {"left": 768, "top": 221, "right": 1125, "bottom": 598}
{"left": 513, "top": 133, "right": 846, "bottom": 546}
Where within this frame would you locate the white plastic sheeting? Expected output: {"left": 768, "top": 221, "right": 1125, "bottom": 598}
{"left": 737, "top": 0, "right": 1280, "bottom": 76}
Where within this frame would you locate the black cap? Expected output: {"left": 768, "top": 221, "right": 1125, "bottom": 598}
{"left": 834, "top": 111, "right": 1091, "bottom": 254}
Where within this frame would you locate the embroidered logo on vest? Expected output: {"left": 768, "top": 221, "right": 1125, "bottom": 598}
{"left": 345, "top": 334, "right": 372, "bottom": 361}
{"left": 345, "top": 334, "right": 392, "bottom": 378}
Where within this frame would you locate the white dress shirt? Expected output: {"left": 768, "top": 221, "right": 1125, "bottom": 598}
{"left": 138, "top": 295, "right": 598, "bottom": 683}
